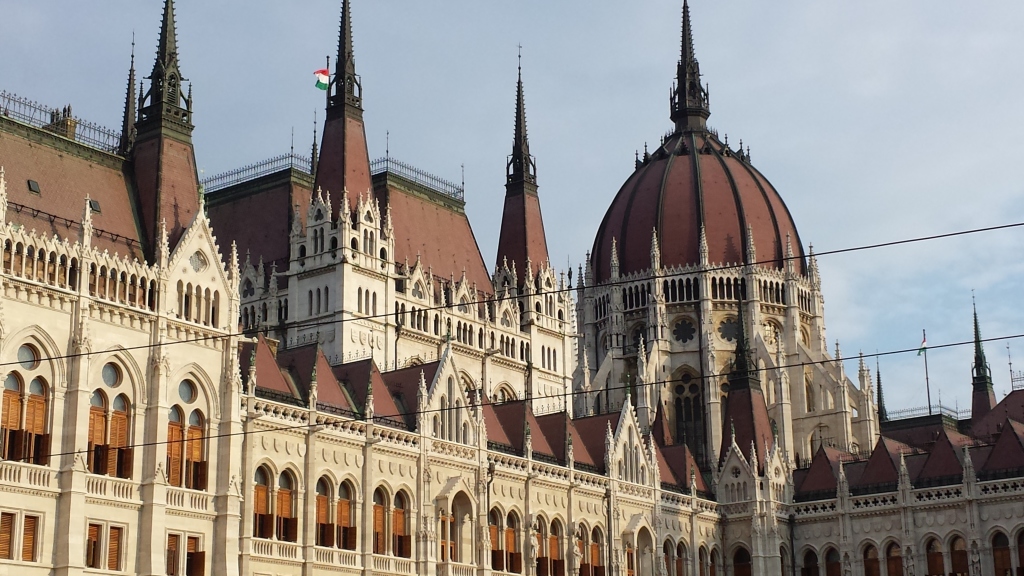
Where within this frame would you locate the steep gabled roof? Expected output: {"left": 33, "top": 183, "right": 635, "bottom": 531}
{"left": 275, "top": 344, "right": 355, "bottom": 412}
{"left": 657, "top": 442, "right": 708, "bottom": 493}
{"left": 534, "top": 411, "right": 569, "bottom": 463}
{"left": 969, "top": 390, "right": 1024, "bottom": 440}
{"left": 332, "top": 358, "right": 407, "bottom": 429}
{"left": 914, "top": 428, "right": 964, "bottom": 484}
{"left": 484, "top": 401, "right": 529, "bottom": 454}
{"left": 242, "top": 334, "right": 300, "bottom": 400}
{"left": 853, "top": 437, "right": 914, "bottom": 489}
{"left": 381, "top": 361, "right": 441, "bottom": 430}
{"left": 571, "top": 412, "right": 620, "bottom": 473}
{"left": 980, "top": 419, "right": 1024, "bottom": 474}
{"left": 0, "top": 120, "right": 144, "bottom": 260}
{"left": 796, "top": 445, "right": 845, "bottom": 495}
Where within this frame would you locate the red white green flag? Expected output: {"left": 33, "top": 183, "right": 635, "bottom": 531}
{"left": 314, "top": 69, "right": 330, "bottom": 90}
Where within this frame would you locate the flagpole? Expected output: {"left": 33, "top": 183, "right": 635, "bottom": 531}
{"left": 923, "top": 328, "right": 932, "bottom": 415}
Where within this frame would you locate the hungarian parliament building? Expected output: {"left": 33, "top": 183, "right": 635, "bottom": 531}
{"left": 1, "top": 1, "right": 1023, "bottom": 575}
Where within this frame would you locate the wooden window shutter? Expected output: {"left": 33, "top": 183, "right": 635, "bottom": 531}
{"left": 253, "top": 485, "right": 268, "bottom": 515}
{"left": 316, "top": 495, "right": 329, "bottom": 525}
{"left": 186, "top": 536, "right": 198, "bottom": 554}
{"left": 9, "top": 429, "right": 24, "bottom": 462}
{"left": 188, "top": 551, "right": 206, "bottom": 576}
{"left": 21, "top": 515, "right": 37, "bottom": 561}
{"left": 337, "top": 499, "right": 351, "bottom": 527}
{"left": 167, "top": 423, "right": 183, "bottom": 487}
{"left": 1, "top": 390, "right": 19, "bottom": 429}
{"left": 108, "top": 526, "right": 123, "bottom": 571}
{"left": 167, "top": 534, "right": 180, "bottom": 576}
{"left": 277, "top": 489, "right": 293, "bottom": 519}
{"left": 186, "top": 427, "right": 203, "bottom": 464}
{"left": 489, "top": 525, "right": 499, "bottom": 550}
{"left": 110, "top": 412, "right": 128, "bottom": 449}
{"left": 550, "top": 536, "right": 559, "bottom": 560}
{"left": 0, "top": 512, "right": 14, "bottom": 560}
{"left": 372, "top": 505, "right": 385, "bottom": 553}
{"left": 591, "top": 544, "right": 600, "bottom": 566}
{"left": 25, "top": 396, "right": 45, "bottom": 435}
{"left": 87, "top": 523, "right": 101, "bottom": 568}
{"left": 393, "top": 508, "right": 405, "bottom": 536}
{"left": 505, "top": 529, "right": 515, "bottom": 554}
{"left": 89, "top": 409, "right": 106, "bottom": 445}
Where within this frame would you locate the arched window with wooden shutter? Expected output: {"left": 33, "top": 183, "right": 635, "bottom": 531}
{"left": 1, "top": 375, "right": 21, "bottom": 460}
{"left": 185, "top": 410, "right": 206, "bottom": 490}
{"left": 591, "top": 528, "right": 604, "bottom": 576}
{"left": 24, "top": 378, "right": 48, "bottom": 465}
{"left": 372, "top": 488, "right": 387, "bottom": 554}
{"left": 550, "top": 521, "right": 564, "bottom": 576}
{"left": 108, "top": 395, "right": 131, "bottom": 478}
{"left": 488, "top": 510, "right": 503, "bottom": 571}
{"left": 167, "top": 407, "right": 184, "bottom": 487}
{"left": 253, "top": 467, "right": 273, "bottom": 538}
{"left": 277, "top": 472, "right": 298, "bottom": 542}
{"left": 506, "top": 512, "right": 521, "bottom": 573}
{"left": 337, "top": 481, "right": 356, "bottom": 550}
{"left": 393, "top": 491, "right": 410, "bottom": 558}
{"left": 316, "top": 478, "right": 334, "bottom": 547}
{"left": 88, "top": 391, "right": 107, "bottom": 474}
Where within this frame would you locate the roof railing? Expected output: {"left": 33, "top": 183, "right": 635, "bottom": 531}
{"left": 202, "top": 153, "right": 312, "bottom": 193}
{"left": 885, "top": 403, "right": 968, "bottom": 421}
{"left": 371, "top": 156, "right": 464, "bottom": 202}
{"left": 0, "top": 90, "right": 122, "bottom": 154}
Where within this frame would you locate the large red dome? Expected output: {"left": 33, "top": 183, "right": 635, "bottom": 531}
{"left": 591, "top": 131, "right": 806, "bottom": 283}
{"left": 591, "top": 1, "right": 805, "bottom": 283}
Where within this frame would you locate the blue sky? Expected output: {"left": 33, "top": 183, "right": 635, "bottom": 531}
{"left": 3, "top": 1, "right": 1024, "bottom": 413}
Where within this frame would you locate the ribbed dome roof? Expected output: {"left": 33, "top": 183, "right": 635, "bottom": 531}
{"left": 590, "top": 0, "right": 805, "bottom": 283}
{"left": 591, "top": 131, "right": 805, "bottom": 283}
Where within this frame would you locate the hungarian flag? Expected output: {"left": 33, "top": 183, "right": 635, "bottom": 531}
{"left": 314, "top": 69, "right": 330, "bottom": 90}
{"left": 917, "top": 333, "right": 927, "bottom": 356}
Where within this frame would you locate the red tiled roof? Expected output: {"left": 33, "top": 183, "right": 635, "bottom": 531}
{"left": 332, "top": 358, "right": 404, "bottom": 427}
{"left": 980, "top": 419, "right": 1024, "bottom": 474}
{"left": 657, "top": 442, "right": 708, "bottom": 493}
{"left": 592, "top": 131, "right": 805, "bottom": 283}
{"left": 571, "top": 413, "right": 619, "bottom": 473}
{"left": 853, "top": 437, "right": 915, "bottom": 488}
{"left": 381, "top": 361, "right": 441, "bottom": 430}
{"left": 484, "top": 401, "right": 529, "bottom": 453}
{"left": 796, "top": 446, "right": 844, "bottom": 494}
{"left": 207, "top": 176, "right": 311, "bottom": 271}
{"left": 315, "top": 113, "right": 373, "bottom": 217}
{"left": 915, "top": 429, "right": 964, "bottom": 482}
{"left": 719, "top": 387, "right": 775, "bottom": 472}
{"left": 534, "top": 412, "right": 569, "bottom": 462}
{"left": 379, "top": 180, "right": 493, "bottom": 294}
{"left": 0, "top": 120, "right": 144, "bottom": 260}
{"left": 495, "top": 188, "right": 549, "bottom": 283}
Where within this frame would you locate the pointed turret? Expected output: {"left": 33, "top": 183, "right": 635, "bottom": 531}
{"left": 315, "top": 0, "right": 373, "bottom": 213}
{"left": 133, "top": 0, "right": 201, "bottom": 263}
{"left": 119, "top": 40, "right": 137, "bottom": 155}
{"left": 670, "top": 0, "right": 710, "bottom": 132}
{"left": 971, "top": 302, "right": 996, "bottom": 424}
{"left": 719, "top": 295, "right": 774, "bottom": 472}
{"left": 495, "top": 53, "right": 550, "bottom": 285}
{"left": 876, "top": 359, "right": 888, "bottom": 423}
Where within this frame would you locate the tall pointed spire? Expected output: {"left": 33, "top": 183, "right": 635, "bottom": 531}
{"left": 132, "top": 0, "right": 200, "bottom": 263}
{"left": 119, "top": 37, "right": 137, "bottom": 155}
{"left": 508, "top": 48, "right": 536, "bottom": 186}
{"left": 876, "top": 358, "right": 888, "bottom": 423}
{"left": 971, "top": 299, "right": 996, "bottom": 423}
{"left": 139, "top": 0, "right": 190, "bottom": 130}
{"left": 670, "top": 0, "right": 710, "bottom": 132}
{"left": 495, "top": 49, "right": 549, "bottom": 285}
{"left": 728, "top": 293, "right": 760, "bottom": 392}
{"left": 331, "top": 0, "right": 362, "bottom": 110}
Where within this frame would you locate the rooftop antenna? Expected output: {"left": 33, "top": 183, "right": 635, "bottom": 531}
{"left": 1010, "top": 343, "right": 1024, "bottom": 390}
{"left": 461, "top": 163, "right": 465, "bottom": 189}
{"left": 386, "top": 130, "right": 390, "bottom": 159}
{"left": 290, "top": 127, "right": 294, "bottom": 156}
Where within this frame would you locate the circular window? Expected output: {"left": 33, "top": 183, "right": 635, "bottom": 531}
{"left": 102, "top": 363, "right": 122, "bottom": 388}
{"left": 689, "top": 384, "right": 699, "bottom": 395}
{"left": 681, "top": 373, "right": 693, "bottom": 385}
{"left": 179, "top": 380, "right": 197, "bottom": 403}
{"left": 674, "top": 385, "right": 685, "bottom": 395}
{"left": 673, "top": 319, "right": 696, "bottom": 343}
{"left": 17, "top": 345, "right": 38, "bottom": 370}
{"left": 189, "top": 251, "right": 208, "bottom": 273}
{"left": 717, "top": 318, "right": 739, "bottom": 342}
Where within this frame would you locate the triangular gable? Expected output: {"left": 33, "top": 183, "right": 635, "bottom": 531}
{"left": 382, "top": 360, "right": 441, "bottom": 430}
{"left": 534, "top": 412, "right": 568, "bottom": 462}
{"left": 915, "top": 428, "right": 963, "bottom": 483}
{"left": 275, "top": 344, "right": 355, "bottom": 412}
{"left": 658, "top": 442, "right": 708, "bottom": 493}
{"left": 485, "top": 401, "right": 528, "bottom": 453}
{"left": 570, "top": 413, "right": 619, "bottom": 473}
{"left": 796, "top": 445, "right": 840, "bottom": 495}
{"left": 332, "top": 358, "right": 406, "bottom": 428}
{"left": 980, "top": 419, "right": 1024, "bottom": 474}
{"left": 247, "top": 334, "right": 298, "bottom": 399}
{"left": 969, "top": 390, "right": 1024, "bottom": 440}
{"left": 853, "top": 437, "right": 911, "bottom": 488}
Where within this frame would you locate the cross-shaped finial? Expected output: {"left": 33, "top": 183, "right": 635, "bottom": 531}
{"left": 518, "top": 44, "right": 523, "bottom": 70}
